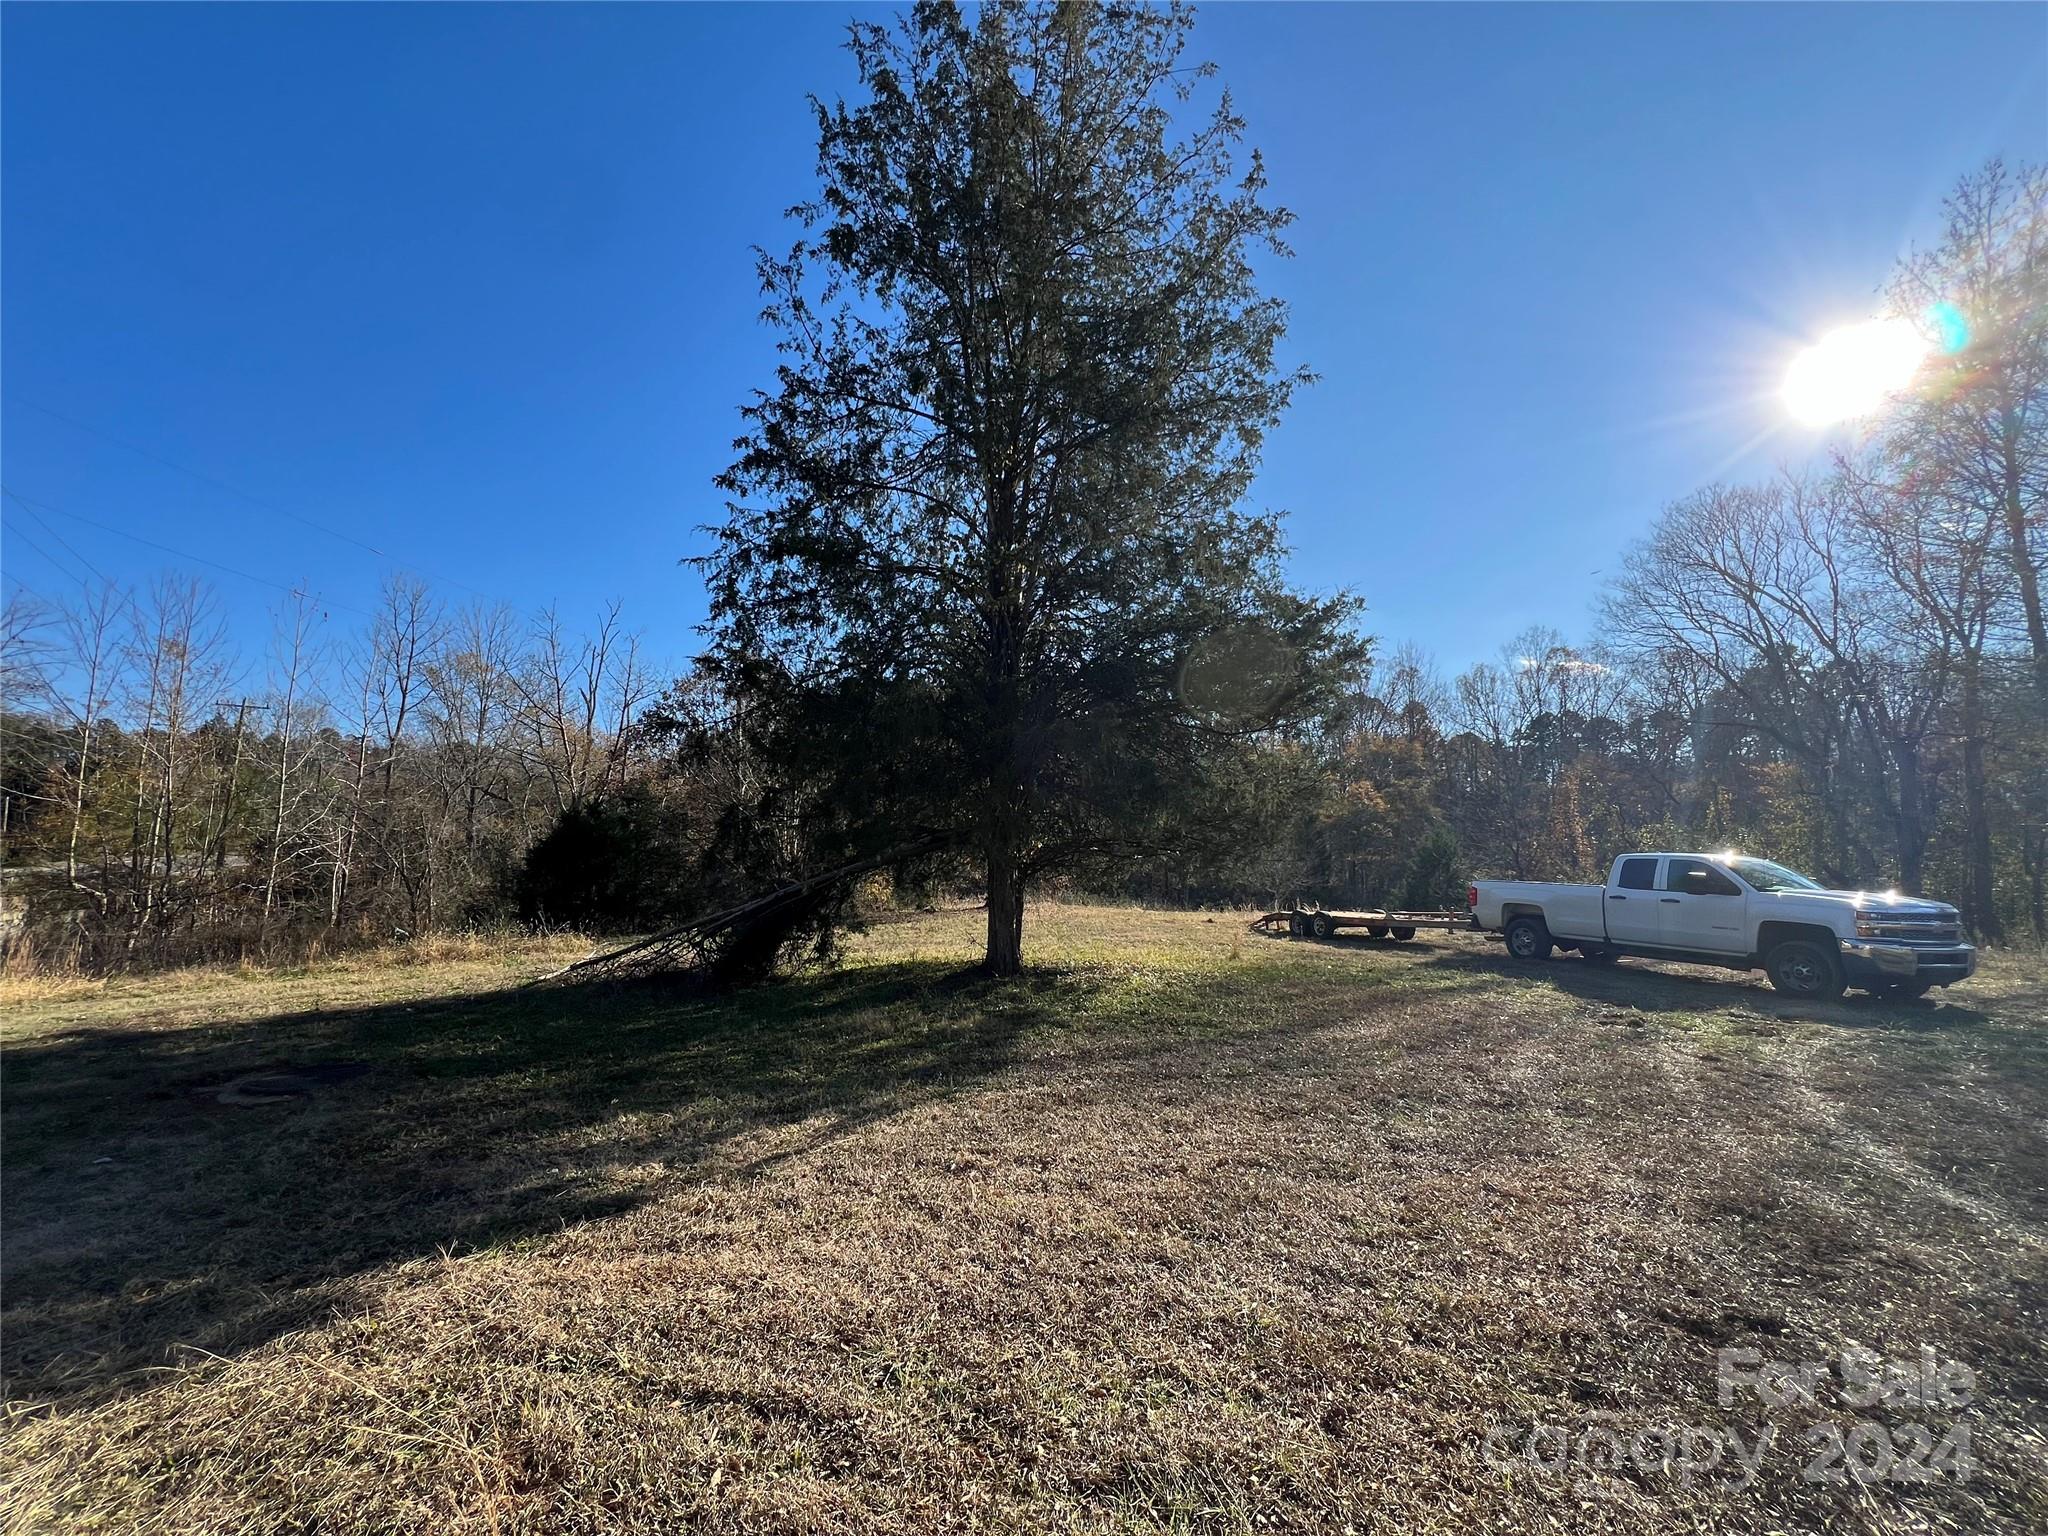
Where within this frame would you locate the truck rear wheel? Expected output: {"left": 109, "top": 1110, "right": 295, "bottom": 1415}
{"left": 1765, "top": 939, "right": 1845, "bottom": 1000}
{"left": 1505, "top": 917, "right": 1552, "bottom": 961}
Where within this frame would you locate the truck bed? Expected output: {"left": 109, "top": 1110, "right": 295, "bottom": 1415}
{"left": 1470, "top": 879, "right": 1606, "bottom": 943}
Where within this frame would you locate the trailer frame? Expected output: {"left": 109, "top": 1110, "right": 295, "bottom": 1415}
{"left": 1251, "top": 905, "right": 1473, "bottom": 942}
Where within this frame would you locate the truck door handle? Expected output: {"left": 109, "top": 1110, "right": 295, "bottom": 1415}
{"left": 1609, "top": 894, "right": 1626, "bottom": 901}
{"left": 1659, "top": 897, "right": 1680, "bottom": 904}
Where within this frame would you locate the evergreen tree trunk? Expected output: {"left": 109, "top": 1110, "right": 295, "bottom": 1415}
{"left": 984, "top": 839, "right": 1024, "bottom": 978}
{"left": 982, "top": 773, "right": 1027, "bottom": 975}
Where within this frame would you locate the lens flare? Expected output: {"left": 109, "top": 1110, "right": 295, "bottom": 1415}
{"left": 1781, "top": 316, "right": 1931, "bottom": 428}
{"left": 1926, "top": 300, "right": 1970, "bottom": 355}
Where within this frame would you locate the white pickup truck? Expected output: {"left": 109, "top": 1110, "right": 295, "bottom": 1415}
{"left": 1468, "top": 852, "right": 1976, "bottom": 1000}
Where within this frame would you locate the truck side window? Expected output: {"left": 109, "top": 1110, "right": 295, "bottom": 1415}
{"left": 1665, "top": 858, "right": 1738, "bottom": 896}
{"left": 1616, "top": 857, "right": 1658, "bottom": 890}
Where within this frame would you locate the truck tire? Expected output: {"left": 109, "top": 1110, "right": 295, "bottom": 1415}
{"left": 1312, "top": 912, "right": 1334, "bottom": 939}
{"left": 1390, "top": 925, "right": 1416, "bottom": 942}
{"left": 1765, "top": 939, "right": 1845, "bottom": 1000}
{"left": 1505, "top": 917, "right": 1552, "bottom": 961}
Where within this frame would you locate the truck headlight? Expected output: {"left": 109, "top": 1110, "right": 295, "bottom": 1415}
{"left": 1855, "top": 913, "right": 1882, "bottom": 938}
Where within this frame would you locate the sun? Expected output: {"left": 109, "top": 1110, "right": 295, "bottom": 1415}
{"left": 1781, "top": 316, "right": 1931, "bottom": 428}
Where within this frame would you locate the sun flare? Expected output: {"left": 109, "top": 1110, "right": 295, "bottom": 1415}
{"left": 1781, "top": 316, "right": 1931, "bottom": 428}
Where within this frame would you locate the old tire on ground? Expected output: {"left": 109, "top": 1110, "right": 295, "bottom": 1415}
{"left": 1765, "top": 939, "right": 1845, "bottom": 1000}
{"left": 1366, "top": 924, "right": 1390, "bottom": 939}
{"left": 1312, "top": 912, "right": 1335, "bottom": 939}
{"left": 1391, "top": 925, "right": 1417, "bottom": 942}
{"left": 1505, "top": 917, "right": 1552, "bottom": 962}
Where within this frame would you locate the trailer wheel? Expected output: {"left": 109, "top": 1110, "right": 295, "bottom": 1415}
{"left": 1390, "top": 925, "right": 1416, "bottom": 942}
{"left": 1505, "top": 917, "right": 1552, "bottom": 961}
{"left": 1312, "top": 912, "right": 1334, "bottom": 939}
{"left": 1366, "top": 924, "right": 1390, "bottom": 939}
{"left": 1289, "top": 913, "right": 1307, "bottom": 937}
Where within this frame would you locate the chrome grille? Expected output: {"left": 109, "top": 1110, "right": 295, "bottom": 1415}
{"left": 1858, "top": 910, "right": 1962, "bottom": 945}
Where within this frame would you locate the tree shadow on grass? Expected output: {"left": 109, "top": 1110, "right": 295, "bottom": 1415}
{"left": 1, "top": 961, "right": 1071, "bottom": 1412}
{"left": 1411, "top": 943, "right": 2002, "bottom": 1030}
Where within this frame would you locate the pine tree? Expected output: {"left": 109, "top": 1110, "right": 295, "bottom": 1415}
{"left": 703, "top": 1, "right": 1360, "bottom": 973}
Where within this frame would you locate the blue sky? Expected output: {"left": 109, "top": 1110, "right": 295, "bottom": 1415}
{"left": 5, "top": 2, "right": 2044, "bottom": 684}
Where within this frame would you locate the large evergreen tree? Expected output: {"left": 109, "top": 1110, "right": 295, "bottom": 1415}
{"left": 702, "top": 0, "right": 1360, "bottom": 973}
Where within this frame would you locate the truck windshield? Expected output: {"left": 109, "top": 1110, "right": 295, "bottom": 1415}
{"left": 1726, "top": 857, "right": 1821, "bottom": 892}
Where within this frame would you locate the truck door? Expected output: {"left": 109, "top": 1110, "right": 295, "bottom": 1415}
{"left": 1659, "top": 857, "right": 1747, "bottom": 953}
{"left": 1604, "top": 856, "right": 1663, "bottom": 946}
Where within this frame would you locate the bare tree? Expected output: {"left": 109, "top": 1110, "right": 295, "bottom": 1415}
{"left": 1, "top": 587, "right": 53, "bottom": 710}
{"left": 120, "top": 576, "right": 231, "bottom": 948}
{"left": 1840, "top": 453, "right": 2008, "bottom": 934}
{"left": 1445, "top": 628, "right": 1622, "bottom": 878}
{"left": 1887, "top": 160, "right": 2048, "bottom": 697}
{"left": 1608, "top": 477, "right": 1962, "bottom": 892}
{"left": 50, "top": 583, "right": 125, "bottom": 898}
{"left": 515, "top": 601, "right": 654, "bottom": 814}
{"left": 424, "top": 602, "right": 522, "bottom": 923}
{"left": 258, "top": 591, "right": 328, "bottom": 946}
{"left": 329, "top": 576, "right": 442, "bottom": 928}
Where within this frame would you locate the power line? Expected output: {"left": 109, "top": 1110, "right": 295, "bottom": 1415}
{"left": 9, "top": 398, "right": 392, "bottom": 560}
{"left": 5, "top": 496, "right": 115, "bottom": 587}
{"left": 5, "top": 396, "right": 501, "bottom": 602}
{"left": 7, "top": 490, "right": 470, "bottom": 738}
{"left": 2, "top": 515, "right": 91, "bottom": 587}
{"left": 5, "top": 502, "right": 185, "bottom": 654}
{"left": 1, "top": 485, "right": 373, "bottom": 620}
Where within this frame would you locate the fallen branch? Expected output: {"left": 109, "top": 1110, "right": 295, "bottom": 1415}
{"left": 529, "top": 836, "right": 951, "bottom": 987}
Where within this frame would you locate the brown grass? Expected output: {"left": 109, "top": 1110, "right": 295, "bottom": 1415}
{"left": 3, "top": 905, "right": 2044, "bottom": 1533}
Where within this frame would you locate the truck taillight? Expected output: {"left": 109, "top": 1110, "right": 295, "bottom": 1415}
{"left": 1467, "top": 885, "right": 1478, "bottom": 909}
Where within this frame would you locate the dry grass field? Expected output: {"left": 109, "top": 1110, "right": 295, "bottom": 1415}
{"left": 4, "top": 905, "right": 2044, "bottom": 1534}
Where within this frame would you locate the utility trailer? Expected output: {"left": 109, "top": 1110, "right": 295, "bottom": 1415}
{"left": 1251, "top": 906, "right": 1472, "bottom": 942}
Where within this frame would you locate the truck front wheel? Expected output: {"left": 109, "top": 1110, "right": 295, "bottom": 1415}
{"left": 1765, "top": 940, "right": 1845, "bottom": 1000}
{"left": 1505, "top": 917, "right": 1552, "bottom": 961}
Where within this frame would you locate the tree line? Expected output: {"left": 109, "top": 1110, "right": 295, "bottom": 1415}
{"left": 1, "top": 577, "right": 665, "bottom": 970}
{"left": 3, "top": 7, "right": 2040, "bottom": 975}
